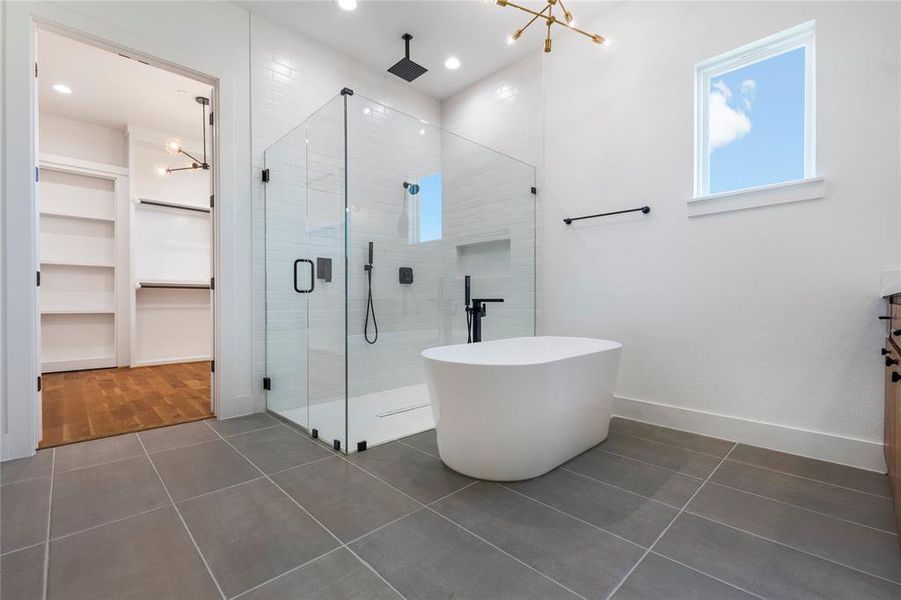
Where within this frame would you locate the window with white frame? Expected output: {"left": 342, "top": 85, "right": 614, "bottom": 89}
{"left": 695, "top": 21, "right": 815, "bottom": 197}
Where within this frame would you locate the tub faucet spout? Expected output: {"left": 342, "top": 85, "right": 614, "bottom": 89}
{"left": 467, "top": 297, "right": 504, "bottom": 343}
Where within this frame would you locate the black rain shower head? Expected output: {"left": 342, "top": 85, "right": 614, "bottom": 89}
{"left": 388, "top": 34, "right": 428, "bottom": 82}
{"left": 403, "top": 181, "right": 420, "bottom": 195}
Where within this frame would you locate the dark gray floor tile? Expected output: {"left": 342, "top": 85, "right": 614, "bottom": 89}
{"left": 241, "top": 548, "right": 400, "bottom": 600}
{"left": 178, "top": 478, "right": 338, "bottom": 597}
{"left": 0, "top": 543, "right": 46, "bottom": 600}
{"left": 434, "top": 482, "right": 644, "bottom": 599}
{"left": 566, "top": 446, "right": 703, "bottom": 507}
{"left": 1, "top": 477, "right": 50, "bottom": 552}
{"left": 230, "top": 425, "right": 331, "bottom": 474}
{"left": 350, "top": 509, "right": 578, "bottom": 599}
{"left": 599, "top": 433, "right": 724, "bottom": 479}
{"left": 610, "top": 418, "right": 734, "bottom": 457}
{"left": 348, "top": 442, "right": 471, "bottom": 504}
{"left": 688, "top": 482, "right": 901, "bottom": 583}
{"left": 272, "top": 456, "right": 420, "bottom": 542}
{"left": 1, "top": 450, "right": 52, "bottom": 485}
{"left": 54, "top": 434, "right": 143, "bottom": 474}
{"left": 206, "top": 412, "right": 278, "bottom": 437}
{"left": 655, "top": 513, "right": 901, "bottom": 599}
{"left": 713, "top": 460, "right": 896, "bottom": 532}
{"left": 150, "top": 439, "right": 259, "bottom": 501}
{"left": 612, "top": 552, "right": 756, "bottom": 600}
{"left": 50, "top": 455, "right": 169, "bottom": 538}
{"left": 506, "top": 469, "right": 677, "bottom": 547}
{"left": 138, "top": 420, "right": 218, "bottom": 453}
{"left": 47, "top": 506, "right": 219, "bottom": 600}
{"left": 399, "top": 429, "right": 439, "bottom": 457}
{"left": 729, "top": 444, "right": 891, "bottom": 497}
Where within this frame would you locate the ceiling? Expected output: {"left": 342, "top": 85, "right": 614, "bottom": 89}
{"left": 236, "top": 0, "right": 611, "bottom": 100}
{"left": 38, "top": 29, "right": 212, "bottom": 135}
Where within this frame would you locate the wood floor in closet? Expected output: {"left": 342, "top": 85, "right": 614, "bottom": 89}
{"left": 39, "top": 361, "right": 213, "bottom": 448}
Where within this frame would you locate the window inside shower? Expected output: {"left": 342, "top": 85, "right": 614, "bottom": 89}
{"left": 263, "top": 92, "right": 536, "bottom": 453}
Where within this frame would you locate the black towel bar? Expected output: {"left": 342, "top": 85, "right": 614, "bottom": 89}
{"left": 563, "top": 206, "right": 650, "bottom": 225}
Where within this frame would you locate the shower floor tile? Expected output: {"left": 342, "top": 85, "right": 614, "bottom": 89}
{"left": 16, "top": 416, "right": 901, "bottom": 600}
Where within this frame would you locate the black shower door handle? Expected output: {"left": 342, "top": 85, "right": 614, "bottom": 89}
{"left": 293, "top": 259, "right": 315, "bottom": 294}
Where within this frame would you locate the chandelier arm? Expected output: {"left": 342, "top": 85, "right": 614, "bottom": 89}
{"left": 167, "top": 165, "right": 202, "bottom": 173}
{"left": 179, "top": 148, "right": 204, "bottom": 164}
{"left": 567, "top": 24, "right": 605, "bottom": 43}
{"left": 501, "top": 1, "right": 553, "bottom": 24}
{"left": 517, "top": 4, "right": 551, "bottom": 37}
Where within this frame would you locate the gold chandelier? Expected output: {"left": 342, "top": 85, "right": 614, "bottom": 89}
{"left": 496, "top": 0, "right": 605, "bottom": 53}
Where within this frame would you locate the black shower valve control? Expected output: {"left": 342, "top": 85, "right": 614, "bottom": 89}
{"left": 399, "top": 267, "right": 414, "bottom": 284}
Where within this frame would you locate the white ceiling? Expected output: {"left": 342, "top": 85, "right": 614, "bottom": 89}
{"left": 37, "top": 29, "right": 212, "bottom": 136}
{"left": 236, "top": 0, "right": 611, "bottom": 100}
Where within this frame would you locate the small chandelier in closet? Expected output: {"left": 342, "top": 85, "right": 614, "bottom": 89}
{"left": 153, "top": 96, "right": 210, "bottom": 178}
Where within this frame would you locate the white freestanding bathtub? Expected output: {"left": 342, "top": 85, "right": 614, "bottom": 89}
{"left": 422, "top": 336, "right": 622, "bottom": 481}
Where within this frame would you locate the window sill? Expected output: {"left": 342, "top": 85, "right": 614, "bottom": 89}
{"left": 687, "top": 177, "right": 825, "bottom": 217}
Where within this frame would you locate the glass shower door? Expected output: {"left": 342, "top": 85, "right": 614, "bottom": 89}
{"left": 265, "top": 96, "right": 346, "bottom": 451}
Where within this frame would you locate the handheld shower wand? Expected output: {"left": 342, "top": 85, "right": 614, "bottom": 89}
{"left": 364, "top": 242, "right": 378, "bottom": 344}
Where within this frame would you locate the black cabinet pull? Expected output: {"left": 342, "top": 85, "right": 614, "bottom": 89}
{"left": 887, "top": 357, "right": 900, "bottom": 367}
{"left": 893, "top": 372, "right": 901, "bottom": 383}
{"left": 293, "top": 259, "right": 315, "bottom": 294}
{"left": 882, "top": 348, "right": 892, "bottom": 356}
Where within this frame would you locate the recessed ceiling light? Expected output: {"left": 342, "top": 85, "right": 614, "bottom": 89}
{"left": 52, "top": 83, "right": 72, "bottom": 95}
{"left": 337, "top": 0, "right": 357, "bottom": 11}
{"left": 419, "top": 128, "right": 425, "bottom": 135}
{"left": 444, "top": 56, "right": 461, "bottom": 70}
{"left": 363, "top": 107, "right": 371, "bottom": 115}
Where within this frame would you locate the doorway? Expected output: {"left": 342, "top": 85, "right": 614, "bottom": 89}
{"left": 35, "top": 27, "right": 217, "bottom": 447}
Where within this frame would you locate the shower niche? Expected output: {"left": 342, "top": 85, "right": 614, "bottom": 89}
{"left": 263, "top": 91, "right": 536, "bottom": 453}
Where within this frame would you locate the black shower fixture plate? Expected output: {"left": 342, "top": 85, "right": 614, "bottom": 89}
{"left": 388, "top": 33, "right": 428, "bottom": 82}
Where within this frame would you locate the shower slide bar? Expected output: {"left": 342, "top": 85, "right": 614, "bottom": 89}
{"left": 563, "top": 205, "right": 650, "bottom": 225}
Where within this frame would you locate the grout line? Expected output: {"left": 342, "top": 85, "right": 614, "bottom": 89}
{"left": 559, "top": 467, "right": 686, "bottom": 510}
{"left": 137, "top": 433, "right": 227, "bottom": 600}
{"left": 207, "top": 423, "right": 410, "bottom": 600}
{"left": 608, "top": 429, "right": 731, "bottom": 460}
{"left": 646, "top": 551, "right": 767, "bottom": 600}
{"left": 209, "top": 422, "right": 283, "bottom": 440}
{"left": 51, "top": 451, "right": 147, "bottom": 476}
{"left": 230, "top": 546, "right": 347, "bottom": 600}
{"left": 681, "top": 509, "right": 901, "bottom": 588}
{"left": 703, "top": 480, "right": 898, "bottom": 536}
{"left": 603, "top": 442, "right": 739, "bottom": 600}
{"left": 498, "top": 483, "right": 644, "bottom": 550}
{"left": 587, "top": 446, "right": 706, "bottom": 481}
{"left": 48, "top": 505, "right": 172, "bottom": 544}
{"left": 723, "top": 458, "right": 894, "bottom": 500}
{"left": 394, "top": 439, "right": 439, "bottom": 459}
{"left": 338, "top": 455, "right": 585, "bottom": 599}
{"left": 0, "top": 540, "right": 47, "bottom": 558}
{"left": 41, "top": 448, "right": 55, "bottom": 600}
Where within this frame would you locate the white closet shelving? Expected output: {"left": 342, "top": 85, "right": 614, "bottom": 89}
{"left": 128, "top": 127, "right": 212, "bottom": 367}
{"left": 38, "top": 158, "right": 128, "bottom": 373}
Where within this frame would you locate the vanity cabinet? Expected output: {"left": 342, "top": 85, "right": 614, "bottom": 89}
{"left": 885, "top": 294, "right": 901, "bottom": 543}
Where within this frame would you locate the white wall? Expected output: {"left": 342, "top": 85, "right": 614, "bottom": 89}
{"left": 445, "top": 1, "right": 900, "bottom": 471}
{"left": 3, "top": 0, "right": 251, "bottom": 459}
{"left": 40, "top": 113, "right": 127, "bottom": 167}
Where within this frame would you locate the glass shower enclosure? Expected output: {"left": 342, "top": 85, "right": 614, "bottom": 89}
{"left": 264, "top": 90, "right": 536, "bottom": 453}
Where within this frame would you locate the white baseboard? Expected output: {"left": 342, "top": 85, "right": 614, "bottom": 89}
{"left": 613, "top": 395, "right": 886, "bottom": 474}
{"left": 131, "top": 355, "right": 211, "bottom": 368}
{"left": 42, "top": 356, "right": 116, "bottom": 373}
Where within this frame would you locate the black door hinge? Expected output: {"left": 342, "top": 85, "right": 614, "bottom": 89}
{"left": 35, "top": 167, "right": 40, "bottom": 182}
{"left": 209, "top": 194, "right": 214, "bottom": 209}
{"left": 36, "top": 271, "right": 41, "bottom": 287}
{"left": 262, "top": 168, "right": 270, "bottom": 183}
{"left": 37, "top": 376, "right": 42, "bottom": 392}
{"left": 210, "top": 277, "right": 215, "bottom": 290}
{"left": 262, "top": 377, "right": 271, "bottom": 390}
{"left": 210, "top": 360, "right": 215, "bottom": 373}
{"left": 531, "top": 186, "right": 537, "bottom": 195}
{"left": 34, "top": 62, "right": 38, "bottom": 78}
{"left": 209, "top": 112, "right": 214, "bottom": 126}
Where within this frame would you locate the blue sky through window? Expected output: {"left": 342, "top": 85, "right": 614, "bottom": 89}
{"left": 418, "top": 173, "right": 442, "bottom": 242}
{"left": 708, "top": 46, "right": 806, "bottom": 194}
